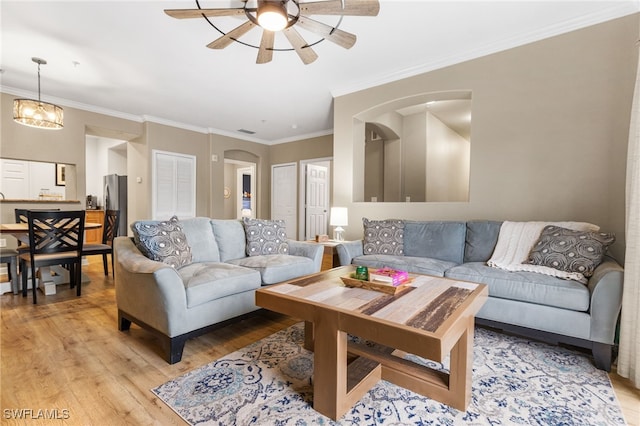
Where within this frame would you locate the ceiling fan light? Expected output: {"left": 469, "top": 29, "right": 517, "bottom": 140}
{"left": 257, "top": 2, "right": 288, "bottom": 31}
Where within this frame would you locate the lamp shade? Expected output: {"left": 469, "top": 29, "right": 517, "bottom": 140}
{"left": 13, "top": 99, "right": 64, "bottom": 129}
{"left": 330, "top": 207, "right": 348, "bottom": 227}
{"left": 13, "top": 58, "right": 64, "bottom": 130}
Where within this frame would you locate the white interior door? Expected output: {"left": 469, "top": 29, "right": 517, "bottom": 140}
{"left": 305, "top": 163, "right": 329, "bottom": 240}
{"left": 152, "top": 150, "right": 196, "bottom": 220}
{"left": 271, "top": 163, "right": 297, "bottom": 238}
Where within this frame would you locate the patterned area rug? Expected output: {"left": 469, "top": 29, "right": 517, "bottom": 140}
{"left": 152, "top": 323, "right": 626, "bottom": 425}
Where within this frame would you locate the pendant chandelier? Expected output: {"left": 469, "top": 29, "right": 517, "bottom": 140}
{"left": 13, "top": 57, "right": 64, "bottom": 130}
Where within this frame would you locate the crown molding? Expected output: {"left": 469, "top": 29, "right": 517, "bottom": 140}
{"left": 331, "top": 2, "right": 640, "bottom": 98}
{"left": 207, "top": 126, "right": 271, "bottom": 144}
{"left": 6, "top": 3, "right": 634, "bottom": 145}
{"left": 2, "top": 86, "right": 333, "bottom": 145}
{"left": 141, "top": 115, "right": 209, "bottom": 134}
{"left": 1, "top": 86, "right": 282, "bottom": 144}
{"left": 2, "top": 85, "right": 144, "bottom": 123}
{"left": 270, "top": 128, "right": 334, "bottom": 145}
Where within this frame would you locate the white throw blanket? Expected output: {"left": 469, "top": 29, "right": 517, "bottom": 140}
{"left": 487, "top": 221, "right": 600, "bottom": 284}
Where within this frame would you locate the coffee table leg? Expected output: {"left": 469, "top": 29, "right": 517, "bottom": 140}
{"left": 447, "top": 317, "right": 474, "bottom": 410}
{"left": 304, "top": 321, "right": 314, "bottom": 351}
{"left": 373, "top": 316, "right": 475, "bottom": 411}
{"left": 312, "top": 316, "right": 348, "bottom": 420}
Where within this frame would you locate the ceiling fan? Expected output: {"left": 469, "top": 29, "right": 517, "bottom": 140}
{"left": 164, "top": 0, "right": 380, "bottom": 65}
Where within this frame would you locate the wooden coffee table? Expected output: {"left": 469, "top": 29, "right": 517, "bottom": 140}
{"left": 255, "top": 265, "right": 488, "bottom": 420}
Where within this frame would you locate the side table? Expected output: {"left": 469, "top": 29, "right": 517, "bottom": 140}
{"left": 306, "top": 240, "right": 343, "bottom": 270}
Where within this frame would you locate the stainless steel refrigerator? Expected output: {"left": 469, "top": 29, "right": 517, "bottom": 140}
{"left": 104, "top": 174, "right": 128, "bottom": 237}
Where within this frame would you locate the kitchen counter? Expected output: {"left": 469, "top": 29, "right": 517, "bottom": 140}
{"left": 0, "top": 199, "right": 81, "bottom": 204}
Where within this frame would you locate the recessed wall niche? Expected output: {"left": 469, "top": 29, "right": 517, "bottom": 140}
{"left": 353, "top": 90, "right": 472, "bottom": 203}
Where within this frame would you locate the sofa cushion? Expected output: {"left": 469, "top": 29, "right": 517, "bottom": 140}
{"left": 242, "top": 218, "right": 289, "bottom": 256}
{"left": 228, "top": 255, "right": 317, "bottom": 285}
{"left": 130, "top": 216, "right": 192, "bottom": 268}
{"left": 526, "top": 225, "right": 615, "bottom": 278}
{"left": 180, "top": 217, "right": 220, "bottom": 263}
{"left": 178, "top": 262, "right": 261, "bottom": 308}
{"left": 210, "top": 219, "right": 246, "bottom": 262}
{"left": 362, "top": 218, "right": 404, "bottom": 255}
{"left": 403, "top": 221, "right": 466, "bottom": 264}
{"left": 464, "top": 220, "right": 502, "bottom": 263}
{"left": 445, "top": 262, "right": 590, "bottom": 311}
{"left": 352, "top": 254, "right": 457, "bottom": 277}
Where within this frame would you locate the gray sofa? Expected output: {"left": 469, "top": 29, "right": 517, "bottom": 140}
{"left": 336, "top": 220, "right": 624, "bottom": 371}
{"left": 114, "top": 217, "right": 323, "bottom": 364}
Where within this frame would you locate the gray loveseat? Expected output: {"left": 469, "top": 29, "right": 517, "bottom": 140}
{"left": 114, "top": 217, "right": 323, "bottom": 364}
{"left": 336, "top": 220, "right": 624, "bottom": 371}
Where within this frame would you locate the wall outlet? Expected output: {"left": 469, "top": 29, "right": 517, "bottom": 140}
{"left": 405, "top": 196, "right": 411, "bottom": 202}
{"left": 0, "top": 239, "right": 6, "bottom": 248}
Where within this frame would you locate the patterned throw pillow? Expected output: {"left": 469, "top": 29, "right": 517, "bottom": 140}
{"left": 363, "top": 218, "right": 405, "bottom": 255}
{"left": 131, "top": 216, "right": 193, "bottom": 268}
{"left": 242, "top": 218, "right": 289, "bottom": 256}
{"left": 525, "top": 225, "right": 615, "bottom": 278}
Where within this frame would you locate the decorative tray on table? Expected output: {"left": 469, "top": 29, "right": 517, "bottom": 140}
{"left": 340, "top": 268, "right": 413, "bottom": 295}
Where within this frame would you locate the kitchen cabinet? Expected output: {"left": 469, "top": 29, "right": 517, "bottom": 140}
{"left": 85, "top": 210, "right": 104, "bottom": 244}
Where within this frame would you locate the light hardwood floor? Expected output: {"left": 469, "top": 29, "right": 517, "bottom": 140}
{"left": 1, "top": 259, "right": 639, "bottom": 425}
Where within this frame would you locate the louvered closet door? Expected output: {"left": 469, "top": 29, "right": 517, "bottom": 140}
{"left": 152, "top": 150, "right": 196, "bottom": 220}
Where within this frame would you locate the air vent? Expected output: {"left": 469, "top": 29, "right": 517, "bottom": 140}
{"left": 237, "top": 129, "right": 256, "bottom": 135}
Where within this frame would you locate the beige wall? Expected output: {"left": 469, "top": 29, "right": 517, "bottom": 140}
{"left": 0, "top": 93, "right": 295, "bottom": 229}
{"left": 269, "top": 134, "right": 333, "bottom": 164}
{"left": 211, "top": 135, "right": 270, "bottom": 219}
{"left": 3, "top": 13, "right": 636, "bottom": 256}
{"left": 425, "top": 112, "right": 470, "bottom": 202}
{"left": 143, "top": 122, "right": 210, "bottom": 218}
{"left": 0, "top": 94, "right": 142, "bottom": 227}
{"left": 334, "top": 13, "right": 639, "bottom": 260}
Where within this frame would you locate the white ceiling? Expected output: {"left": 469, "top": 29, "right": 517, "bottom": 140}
{"left": 1, "top": 1, "right": 638, "bottom": 144}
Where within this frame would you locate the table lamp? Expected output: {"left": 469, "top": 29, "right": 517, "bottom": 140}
{"left": 330, "top": 207, "right": 348, "bottom": 241}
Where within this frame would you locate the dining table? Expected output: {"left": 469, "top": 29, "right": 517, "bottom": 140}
{"left": 0, "top": 221, "right": 103, "bottom": 296}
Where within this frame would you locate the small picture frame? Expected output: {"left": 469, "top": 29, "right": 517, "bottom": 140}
{"left": 55, "top": 163, "right": 66, "bottom": 186}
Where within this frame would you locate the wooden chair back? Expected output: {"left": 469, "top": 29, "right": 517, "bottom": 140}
{"left": 26, "top": 210, "right": 86, "bottom": 256}
{"left": 102, "top": 210, "right": 121, "bottom": 246}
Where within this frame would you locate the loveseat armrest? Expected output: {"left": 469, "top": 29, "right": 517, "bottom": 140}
{"left": 336, "top": 240, "right": 363, "bottom": 266}
{"left": 287, "top": 240, "right": 324, "bottom": 272}
{"left": 587, "top": 256, "right": 624, "bottom": 345}
{"left": 114, "top": 237, "right": 188, "bottom": 336}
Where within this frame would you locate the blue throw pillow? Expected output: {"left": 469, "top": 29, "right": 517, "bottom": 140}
{"left": 131, "top": 216, "right": 193, "bottom": 268}
{"left": 362, "top": 218, "right": 405, "bottom": 255}
{"left": 242, "top": 218, "right": 289, "bottom": 256}
{"left": 526, "top": 225, "right": 615, "bottom": 278}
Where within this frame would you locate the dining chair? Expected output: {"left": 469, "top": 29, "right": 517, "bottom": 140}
{"left": 15, "top": 208, "right": 60, "bottom": 224}
{"left": 82, "top": 210, "right": 120, "bottom": 277}
{"left": 14, "top": 208, "right": 62, "bottom": 288}
{"left": 19, "top": 210, "right": 85, "bottom": 304}
{"left": 0, "top": 248, "right": 19, "bottom": 294}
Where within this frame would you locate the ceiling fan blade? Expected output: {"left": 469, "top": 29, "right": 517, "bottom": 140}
{"left": 283, "top": 27, "right": 318, "bottom": 65}
{"left": 257, "top": 30, "right": 275, "bottom": 64}
{"left": 164, "top": 8, "right": 245, "bottom": 19}
{"left": 299, "top": 0, "right": 380, "bottom": 16}
{"left": 296, "top": 16, "right": 356, "bottom": 49}
{"left": 207, "top": 21, "right": 256, "bottom": 49}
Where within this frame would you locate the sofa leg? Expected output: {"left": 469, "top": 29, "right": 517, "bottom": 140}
{"left": 163, "top": 335, "right": 187, "bottom": 364}
{"left": 118, "top": 311, "right": 132, "bottom": 331}
{"left": 592, "top": 342, "right": 612, "bottom": 372}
